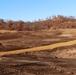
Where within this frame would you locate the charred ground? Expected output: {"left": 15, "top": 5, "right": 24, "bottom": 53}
{"left": 0, "top": 29, "right": 76, "bottom": 75}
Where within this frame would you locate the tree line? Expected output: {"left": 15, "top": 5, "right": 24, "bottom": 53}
{"left": 0, "top": 15, "right": 76, "bottom": 31}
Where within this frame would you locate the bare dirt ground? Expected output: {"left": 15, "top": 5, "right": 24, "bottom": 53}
{"left": 0, "top": 40, "right": 76, "bottom": 57}
{"left": 0, "top": 29, "right": 76, "bottom": 75}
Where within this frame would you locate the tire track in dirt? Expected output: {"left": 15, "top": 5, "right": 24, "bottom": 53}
{"left": 0, "top": 40, "right": 76, "bottom": 57}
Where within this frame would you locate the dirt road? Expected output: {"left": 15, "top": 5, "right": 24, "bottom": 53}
{"left": 0, "top": 40, "right": 76, "bottom": 57}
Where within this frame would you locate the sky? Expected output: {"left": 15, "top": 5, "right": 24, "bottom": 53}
{"left": 0, "top": 0, "right": 76, "bottom": 21}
